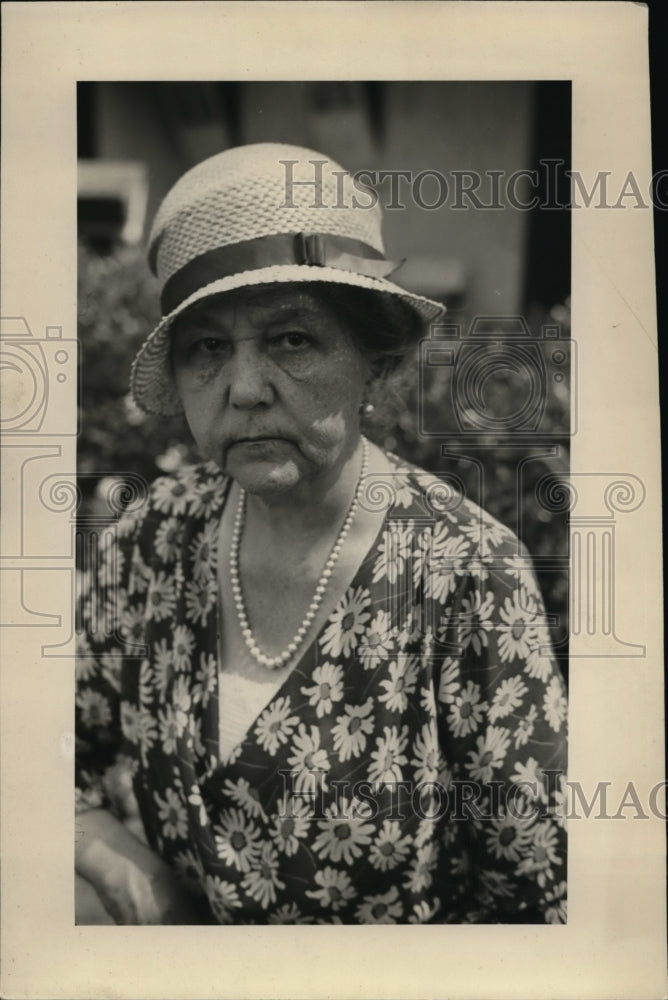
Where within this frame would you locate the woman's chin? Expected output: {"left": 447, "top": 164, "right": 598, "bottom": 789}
{"left": 228, "top": 458, "right": 303, "bottom": 496}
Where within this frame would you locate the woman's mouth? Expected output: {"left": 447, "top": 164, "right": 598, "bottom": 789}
{"left": 228, "top": 436, "right": 293, "bottom": 452}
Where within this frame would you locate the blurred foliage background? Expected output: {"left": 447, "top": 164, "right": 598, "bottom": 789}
{"left": 78, "top": 240, "right": 570, "bottom": 671}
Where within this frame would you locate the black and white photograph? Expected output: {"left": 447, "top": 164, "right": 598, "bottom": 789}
{"left": 1, "top": 2, "right": 664, "bottom": 998}
{"left": 74, "top": 80, "right": 570, "bottom": 926}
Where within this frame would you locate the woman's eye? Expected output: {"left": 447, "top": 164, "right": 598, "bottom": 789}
{"left": 193, "top": 337, "right": 227, "bottom": 355}
{"left": 274, "top": 331, "right": 311, "bottom": 350}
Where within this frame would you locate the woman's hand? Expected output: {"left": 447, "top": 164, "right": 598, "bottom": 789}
{"left": 75, "top": 808, "right": 203, "bottom": 924}
{"left": 75, "top": 873, "right": 115, "bottom": 925}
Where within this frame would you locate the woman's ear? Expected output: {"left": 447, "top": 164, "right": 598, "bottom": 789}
{"left": 373, "top": 355, "right": 395, "bottom": 384}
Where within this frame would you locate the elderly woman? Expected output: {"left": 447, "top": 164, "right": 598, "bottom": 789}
{"left": 75, "top": 143, "right": 567, "bottom": 925}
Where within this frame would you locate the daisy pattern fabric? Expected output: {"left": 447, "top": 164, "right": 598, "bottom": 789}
{"left": 76, "top": 453, "right": 567, "bottom": 925}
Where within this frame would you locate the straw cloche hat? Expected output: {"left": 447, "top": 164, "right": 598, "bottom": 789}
{"left": 131, "top": 142, "right": 446, "bottom": 415}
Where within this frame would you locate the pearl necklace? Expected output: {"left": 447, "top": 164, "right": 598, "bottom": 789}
{"left": 229, "top": 438, "right": 369, "bottom": 670}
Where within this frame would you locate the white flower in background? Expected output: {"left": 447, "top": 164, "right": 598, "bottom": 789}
{"left": 155, "top": 444, "right": 190, "bottom": 473}
{"left": 123, "top": 393, "right": 147, "bottom": 427}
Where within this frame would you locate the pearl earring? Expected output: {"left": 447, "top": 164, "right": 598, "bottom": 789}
{"left": 360, "top": 402, "right": 375, "bottom": 415}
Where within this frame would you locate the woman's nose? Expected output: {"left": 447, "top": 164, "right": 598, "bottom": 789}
{"left": 227, "top": 343, "right": 273, "bottom": 410}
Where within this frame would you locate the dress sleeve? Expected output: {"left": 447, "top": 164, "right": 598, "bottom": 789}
{"left": 75, "top": 503, "right": 149, "bottom": 818}
{"left": 435, "top": 523, "right": 568, "bottom": 924}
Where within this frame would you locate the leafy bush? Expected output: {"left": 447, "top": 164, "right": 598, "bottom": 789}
{"left": 379, "top": 312, "right": 571, "bottom": 664}
{"left": 77, "top": 241, "right": 197, "bottom": 496}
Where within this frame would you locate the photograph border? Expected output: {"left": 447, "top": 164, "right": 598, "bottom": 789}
{"left": 1, "top": 3, "right": 664, "bottom": 998}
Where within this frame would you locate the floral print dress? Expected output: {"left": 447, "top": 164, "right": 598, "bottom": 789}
{"left": 76, "top": 453, "right": 568, "bottom": 925}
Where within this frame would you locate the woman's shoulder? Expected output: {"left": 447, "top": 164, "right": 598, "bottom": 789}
{"left": 117, "top": 460, "right": 229, "bottom": 538}
{"left": 379, "top": 448, "right": 521, "bottom": 555}
{"left": 150, "top": 459, "right": 228, "bottom": 502}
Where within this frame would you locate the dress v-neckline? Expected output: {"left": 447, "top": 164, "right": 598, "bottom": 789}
{"left": 204, "top": 466, "right": 393, "bottom": 775}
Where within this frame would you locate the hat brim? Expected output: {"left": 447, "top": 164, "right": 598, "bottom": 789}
{"left": 130, "top": 264, "right": 446, "bottom": 415}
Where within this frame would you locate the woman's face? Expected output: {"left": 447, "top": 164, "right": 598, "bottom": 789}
{"left": 171, "top": 286, "right": 370, "bottom": 496}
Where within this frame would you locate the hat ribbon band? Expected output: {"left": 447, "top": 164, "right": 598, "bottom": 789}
{"left": 160, "top": 233, "right": 404, "bottom": 314}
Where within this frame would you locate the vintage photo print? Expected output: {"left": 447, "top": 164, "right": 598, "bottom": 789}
{"left": 1, "top": 3, "right": 664, "bottom": 998}
{"left": 74, "top": 79, "right": 570, "bottom": 928}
